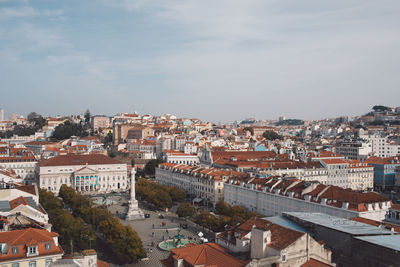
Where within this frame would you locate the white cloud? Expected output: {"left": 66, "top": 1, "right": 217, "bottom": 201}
{"left": 2, "top": 0, "right": 400, "bottom": 121}
{"left": 101, "top": 0, "right": 400, "bottom": 120}
{"left": 0, "top": 6, "right": 63, "bottom": 20}
{"left": 42, "top": 9, "right": 64, "bottom": 17}
{"left": 0, "top": 6, "right": 38, "bottom": 19}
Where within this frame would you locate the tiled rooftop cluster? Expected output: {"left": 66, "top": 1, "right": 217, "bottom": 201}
{"left": 159, "top": 162, "right": 247, "bottom": 181}
{"left": 229, "top": 176, "right": 389, "bottom": 211}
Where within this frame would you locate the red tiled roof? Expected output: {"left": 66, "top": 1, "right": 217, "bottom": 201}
{"left": 212, "top": 150, "right": 277, "bottom": 161}
{"left": 319, "top": 158, "right": 347, "bottom": 165}
{"left": 366, "top": 156, "right": 400, "bottom": 165}
{"left": 0, "top": 228, "right": 63, "bottom": 262}
{"left": 235, "top": 178, "right": 388, "bottom": 209}
{"left": 38, "top": 154, "right": 122, "bottom": 167}
{"left": 25, "top": 141, "right": 56, "bottom": 146}
{"left": 160, "top": 243, "right": 247, "bottom": 267}
{"left": 305, "top": 184, "right": 327, "bottom": 197}
{"left": 319, "top": 186, "right": 387, "bottom": 204}
{"left": 16, "top": 185, "right": 37, "bottom": 196}
{"left": 219, "top": 217, "right": 304, "bottom": 251}
{"left": 97, "top": 259, "right": 109, "bottom": 267}
{"left": 390, "top": 204, "right": 400, "bottom": 211}
{"left": 301, "top": 258, "right": 334, "bottom": 267}
{"left": 9, "top": 196, "right": 29, "bottom": 209}
{"left": 80, "top": 136, "right": 100, "bottom": 140}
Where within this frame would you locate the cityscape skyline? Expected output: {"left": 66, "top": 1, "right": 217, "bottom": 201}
{"left": 0, "top": 103, "right": 395, "bottom": 124}
{"left": 2, "top": 1, "right": 400, "bottom": 265}
{"left": 1, "top": 0, "right": 400, "bottom": 121}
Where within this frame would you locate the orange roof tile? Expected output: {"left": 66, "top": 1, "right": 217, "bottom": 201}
{"left": 38, "top": 154, "right": 122, "bottom": 167}
{"left": 301, "top": 258, "right": 334, "bottom": 267}
{"left": 0, "top": 228, "right": 63, "bottom": 262}
{"left": 219, "top": 217, "right": 304, "bottom": 251}
{"left": 161, "top": 243, "right": 246, "bottom": 267}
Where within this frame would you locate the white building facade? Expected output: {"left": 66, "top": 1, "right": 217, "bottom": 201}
{"left": 224, "top": 177, "right": 389, "bottom": 221}
{"left": 0, "top": 155, "right": 37, "bottom": 183}
{"left": 162, "top": 151, "right": 199, "bottom": 165}
{"left": 37, "top": 154, "right": 128, "bottom": 195}
{"left": 362, "top": 134, "right": 400, "bottom": 158}
{"left": 156, "top": 163, "right": 244, "bottom": 206}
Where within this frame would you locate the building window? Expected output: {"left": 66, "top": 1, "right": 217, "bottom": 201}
{"left": 45, "top": 242, "right": 51, "bottom": 250}
{"left": 12, "top": 247, "right": 19, "bottom": 254}
{"left": 29, "top": 261, "right": 36, "bottom": 267}
{"left": 28, "top": 246, "right": 37, "bottom": 256}
{"left": 12, "top": 263, "right": 19, "bottom": 267}
{"left": 282, "top": 255, "right": 286, "bottom": 262}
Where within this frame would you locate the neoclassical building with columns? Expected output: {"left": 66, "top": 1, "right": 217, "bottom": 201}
{"left": 36, "top": 154, "right": 129, "bottom": 195}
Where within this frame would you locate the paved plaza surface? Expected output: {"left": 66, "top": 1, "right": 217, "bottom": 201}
{"left": 102, "top": 194, "right": 215, "bottom": 267}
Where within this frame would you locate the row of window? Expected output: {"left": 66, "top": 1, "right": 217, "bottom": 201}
{"left": 0, "top": 163, "right": 35, "bottom": 168}
{"left": 10, "top": 262, "right": 49, "bottom": 267}
{"left": 46, "top": 166, "right": 123, "bottom": 173}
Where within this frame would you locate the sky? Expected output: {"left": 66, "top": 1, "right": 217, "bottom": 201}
{"left": 1, "top": 0, "right": 400, "bottom": 122}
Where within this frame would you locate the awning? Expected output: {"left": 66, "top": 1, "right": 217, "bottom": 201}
{"left": 193, "top": 198, "right": 203, "bottom": 203}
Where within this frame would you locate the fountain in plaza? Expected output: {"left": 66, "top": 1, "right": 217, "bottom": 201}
{"left": 92, "top": 194, "right": 118, "bottom": 205}
{"left": 158, "top": 229, "right": 193, "bottom": 251}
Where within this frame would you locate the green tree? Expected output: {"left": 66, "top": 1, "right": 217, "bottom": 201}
{"left": 58, "top": 185, "right": 145, "bottom": 262}
{"left": 263, "top": 130, "right": 282, "bottom": 140}
{"left": 84, "top": 109, "right": 91, "bottom": 123}
{"left": 275, "top": 119, "right": 304, "bottom": 126}
{"left": 27, "top": 112, "right": 46, "bottom": 130}
{"left": 292, "top": 144, "right": 298, "bottom": 154}
{"left": 13, "top": 125, "right": 36, "bottom": 136}
{"left": 39, "top": 189, "right": 95, "bottom": 254}
{"left": 196, "top": 209, "right": 215, "bottom": 227}
{"left": 243, "top": 127, "right": 254, "bottom": 136}
{"left": 215, "top": 215, "right": 231, "bottom": 232}
{"left": 147, "top": 190, "right": 172, "bottom": 209}
{"left": 166, "top": 186, "right": 186, "bottom": 202}
{"left": 215, "top": 200, "right": 231, "bottom": 216}
{"left": 144, "top": 159, "right": 164, "bottom": 176}
{"left": 136, "top": 178, "right": 185, "bottom": 206}
{"left": 372, "top": 105, "right": 390, "bottom": 112}
{"left": 52, "top": 121, "right": 88, "bottom": 140}
{"left": 276, "top": 143, "right": 281, "bottom": 154}
{"left": 177, "top": 203, "right": 195, "bottom": 218}
{"left": 104, "top": 132, "right": 113, "bottom": 146}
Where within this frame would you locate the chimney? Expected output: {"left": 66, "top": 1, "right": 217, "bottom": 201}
{"left": 174, "top": 258, "right": 183, "bottom": 267}
{"left": 250, "top": 228, "right": 271, "bottom": 259}
{"left": 265, "top": 230, "right": 272, "bottom": 244}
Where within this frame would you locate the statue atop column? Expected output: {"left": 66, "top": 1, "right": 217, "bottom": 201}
{"left": 125, "top": 168, "right": 144, "bottom": 220}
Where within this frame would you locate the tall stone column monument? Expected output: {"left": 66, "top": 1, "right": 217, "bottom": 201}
{"left": 125, "top": 168, "right": 144, "bottom": 220}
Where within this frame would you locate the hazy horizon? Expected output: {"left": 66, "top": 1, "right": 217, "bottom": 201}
{"left": 1, "top": 0, "right": 400, "bottom": 122}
